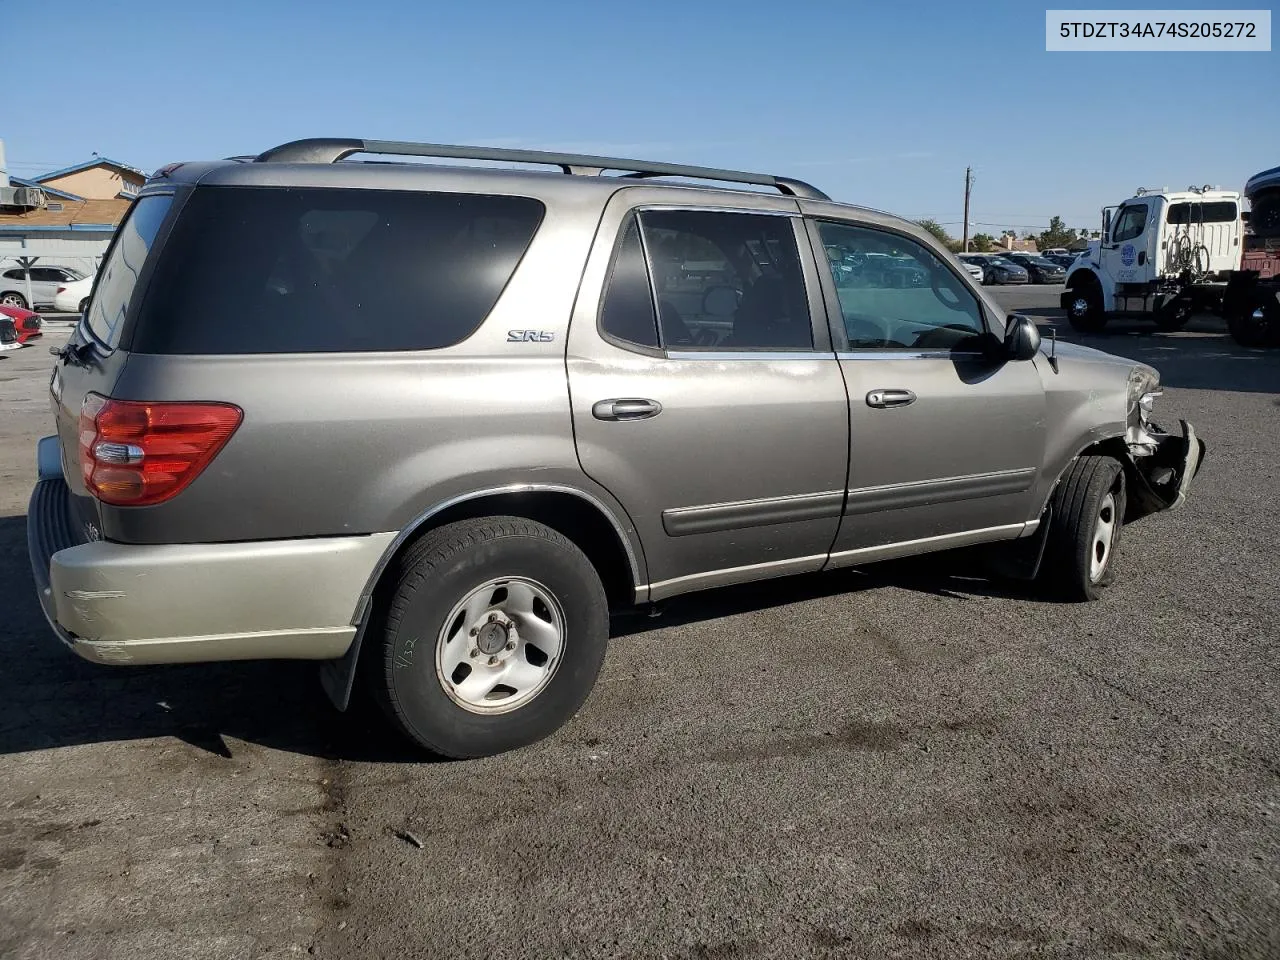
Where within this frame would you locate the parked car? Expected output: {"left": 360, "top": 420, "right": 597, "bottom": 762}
{"left": 1041, "top": 253, "right": 1079, "bottom": 270}
{"left": 959, "top": 254, "right": 1029, "bottom": 285}
{"left": 957, "top": 258, "right": 986, "bottom": 283}
{"left": 0, "top": 315, "right": 18, "bottom": 353}
{"left": 53, "top": 275, "right": 95, "bottom": 314}
{"left": 0, "top": 265, "right": 86, "bottom": 310}
{"left": 0, "top": 304, "right": 43, "bottom": 344}
{"left": 28, "top": 137, "right": 1206, "bottom": 759}
{"left": 1000, "top": 253, "right": 1067, "bottom": 284}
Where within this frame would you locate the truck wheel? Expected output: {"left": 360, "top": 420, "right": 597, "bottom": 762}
{"left": 367, "top": 516, "right": 609, "bottom": 758}
{"left": 1039, "top": 455, "right": 1127, "bottom": 602}
{"left": 1227, "top": 301, "right": 1278, "bottom": 348}
{"left": 1153, "top": 299, "right": 1192, "bottom": 332}
{"left": 1065, "top": 286, "right": 1106, "bottom": 333}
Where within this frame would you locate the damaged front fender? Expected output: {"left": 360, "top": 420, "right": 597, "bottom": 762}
{"left": 1125, "top": 419, "right": 1206, "bottom": 522}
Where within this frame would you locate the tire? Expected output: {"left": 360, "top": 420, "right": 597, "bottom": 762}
{"left": 1153, "top": 298, "right": 1192, "bottom": 332}
{"left": 1226, "top": 299, "right": 1278, "bottom": 348}
{"left": 1039, "top": 456, "right": 1127, "bottom": 602}
{"left": 1065, "top": 283, "right": 1107, "bottom": 333}
{"left": 367, "top": 516, "right": 609, "bottom": 758}
{"left": 78, "top": 298, "right": 89, "bottom": 314}
{"left": 0, "top": 292, "right": 28, "bottom": 309}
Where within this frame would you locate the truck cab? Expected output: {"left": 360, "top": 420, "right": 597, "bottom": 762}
{"left": 1063, "top": 186, "right": 1243, "bottom": 333}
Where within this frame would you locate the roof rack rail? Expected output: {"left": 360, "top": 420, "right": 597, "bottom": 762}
{"left": 252, "top": 138, "right": 830, "bottom": 201}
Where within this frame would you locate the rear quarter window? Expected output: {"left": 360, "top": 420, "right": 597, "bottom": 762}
{"left": 130, "top": 186, "right": 544, "bottom": 354}
{"left": 85, "top": 194, "right": 174, "bottom": 349}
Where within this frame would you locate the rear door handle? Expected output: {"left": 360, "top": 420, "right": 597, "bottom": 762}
{"left": 866, "top": 388, "right": 916, "bottom": 409}
{"left": 592, "top": 398, "right": 663, "bottom": 421}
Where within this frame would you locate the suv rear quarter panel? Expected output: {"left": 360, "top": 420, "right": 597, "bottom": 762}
{"left": 99, "top": 170, "right": 636, "bottom": 555}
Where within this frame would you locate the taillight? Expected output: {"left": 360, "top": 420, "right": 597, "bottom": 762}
{"left": 78, "top": 393, "right": 243, "bottom": 506}
{"left": 56, "top": 286, "right": 66, "bottom": 294}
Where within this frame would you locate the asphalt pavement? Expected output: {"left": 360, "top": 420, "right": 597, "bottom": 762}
{"left": 1, "top": 290, "right": 1278, "bottom": 959}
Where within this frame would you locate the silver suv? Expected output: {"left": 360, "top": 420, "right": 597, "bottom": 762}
{"left": 28, "top": 138, "right": 1205, "bottom": 758}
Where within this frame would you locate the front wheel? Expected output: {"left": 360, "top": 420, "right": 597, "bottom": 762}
{"left": 367, "top": 516, "right": 609, "bottom": 758}
{"left": 1039, "top": 456, "right": 1127, "bottom": 601}
{"left": 78, "top": 298, "right": 90, "bottom": 314}
{"left": 1065, "top": 286, "right": 1107, "bottom": 333}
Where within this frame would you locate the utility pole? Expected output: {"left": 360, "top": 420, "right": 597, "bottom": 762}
{"left": 962, "top": 166, "right": 974, "bottom": 252}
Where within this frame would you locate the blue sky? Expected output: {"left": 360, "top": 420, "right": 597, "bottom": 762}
{"left": 6, "top": 0, "right": 1276, "bottom": 237}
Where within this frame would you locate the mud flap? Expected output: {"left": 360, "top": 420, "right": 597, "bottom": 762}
{"left": 1126, "top": 420, "right": 1206, "bottom": 522}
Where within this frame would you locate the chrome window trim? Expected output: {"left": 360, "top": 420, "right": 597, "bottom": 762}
{"left": 837, "top": 350, "right": 988, "bottom": 361}
{"left": 665, "top": 350, "right": 830, "bottom": 362}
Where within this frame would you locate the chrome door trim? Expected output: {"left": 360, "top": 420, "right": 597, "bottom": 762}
{"left": 662, "top": 490, "right": 845, "bottom": 537}
{"left": 825, "top": 522, "right": 1032, "bottom": 569}
{"left": 665, "top": 350, "right": 827, "bottom": 362}
{"left": 844, "top": 467, "right": 1036, "bottom": 515}
{"left": 838, "top": 350, "right": 989, "bottom": 361}
{"left": 644, "top": 553, "right": 828, "bottom": 602}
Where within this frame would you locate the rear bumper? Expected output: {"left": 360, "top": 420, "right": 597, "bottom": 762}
{"left": 27, "top": 439, "right": 393, "bottom": 665}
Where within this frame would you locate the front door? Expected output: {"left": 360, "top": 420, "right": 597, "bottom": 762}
{"left": 803, "top": 215, "right": 1047, "bottom": 564}
{"left": 1101, "top": 200, "right": 1156, "bottom": 293}
{"left": 567, "top": 195, "right": 850, "bottom": 600}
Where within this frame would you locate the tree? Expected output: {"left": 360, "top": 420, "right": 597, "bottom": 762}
{"left": 1036, "top": 215, "right": 1078, "bottom": 251}
{"left": 970, "top": 232, "right": 994, "bottom": 252}
{"left": 914, "top": 218, "right": 962, "bottom": 253}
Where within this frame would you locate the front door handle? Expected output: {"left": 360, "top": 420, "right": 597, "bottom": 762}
{"left": 866, "top": 388, "right": 916, "bottom": 409}
{"left": 592, "top": 398, "right": 663, "bottom": 421}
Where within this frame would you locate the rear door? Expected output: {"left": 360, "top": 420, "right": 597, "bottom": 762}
{"left": 567, "top": 191, "right": 850, "bottom": 600}
{"left": 803, "top": 212, "right": 1047, "bottom": 562}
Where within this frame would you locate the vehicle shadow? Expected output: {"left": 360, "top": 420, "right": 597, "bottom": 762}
{"left": 1026, "top": 310, "right": 1280, "bottom": 395}
{"left": 0, "top": 515, "right": 1040, "bottom": 762}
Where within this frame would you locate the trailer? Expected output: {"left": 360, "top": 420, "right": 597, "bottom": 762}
{"left": 1222, "top": 164, "right": 1280, "bottom": 347}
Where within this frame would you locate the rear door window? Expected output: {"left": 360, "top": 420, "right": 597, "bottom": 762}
{"left": 85, "top": 194, "right": 174, "bottom": 349}
{"left": 130, "top": 186, "right": 544, "bottom": 354}
{"left": 1166, "top": 201, "right": 1238, "bottom": 224}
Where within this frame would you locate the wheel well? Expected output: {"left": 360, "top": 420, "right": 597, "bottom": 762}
{"left": 1067, "top": 270, "right": 1101, "bottom": 293}
{"left": 1051, "top": 437, "right": 1144, "bottom": 520}
{"left": 373, "top": 492, "right": 640, "bottom": 613}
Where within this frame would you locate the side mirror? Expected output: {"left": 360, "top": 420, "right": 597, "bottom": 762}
{"left": 1003, "top": 313, "right": 1041, "bottom": 361}
{"left": 1102, "top": 208, "right": 1113, "bottom": 239}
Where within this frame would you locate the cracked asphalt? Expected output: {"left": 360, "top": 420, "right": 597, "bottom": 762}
{"left": 1, "top": 291, "right": 1277, "bottom": 959}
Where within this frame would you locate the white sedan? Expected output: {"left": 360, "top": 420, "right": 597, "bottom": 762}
{"left": 52, "top": 274, "right": 94, "bottom": 314}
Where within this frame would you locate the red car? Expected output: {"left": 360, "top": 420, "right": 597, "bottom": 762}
{"left": 0, "top": 304, "right": 42, "bottom": 344}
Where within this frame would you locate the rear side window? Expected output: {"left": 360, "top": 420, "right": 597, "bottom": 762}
{"left": 1166, "top": 201, "right": 1238, "bottom": 224}
{"left": 131, "top": 186, "right": 544, "bottom": 354}
{"left": 86, "top": 194, "right": 174, "bottom": 349}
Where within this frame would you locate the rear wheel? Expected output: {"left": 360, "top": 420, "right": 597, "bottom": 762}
{"left": 1039, "top": 455, "right": 1127, "bottom": 601}
{"left": 1065, "top": 284, "right": 1107, "bottom": 333}
{"left": 367, "top": 516, "right": 609, "bottom": 758}
{"left": 1226, "top": 299, "right": 1278, "bottom": 348}
{"left": 78, "top": 298, "right": 89, "bottom": 314}
{"left": 0, "top": 292, "right": 28, "bottom": 309}
{"left": 1153, "top": 297, "right": 1192, "bottom": 332}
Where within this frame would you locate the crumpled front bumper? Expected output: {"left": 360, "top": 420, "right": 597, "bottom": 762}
{"left": 1127, "top": 419, "right": 1206, "bottom": 520}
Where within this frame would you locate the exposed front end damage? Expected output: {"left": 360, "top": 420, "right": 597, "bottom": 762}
{"left": 1122, "top": 367, "right": 1207, "bottom": 521}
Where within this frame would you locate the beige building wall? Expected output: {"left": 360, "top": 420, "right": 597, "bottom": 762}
{"left": 42, "top": 166, "right": 144, "bottom": 200}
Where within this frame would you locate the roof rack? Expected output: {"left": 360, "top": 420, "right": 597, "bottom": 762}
{"left": 252, "top": 138, "right": 830, "bottom": 201}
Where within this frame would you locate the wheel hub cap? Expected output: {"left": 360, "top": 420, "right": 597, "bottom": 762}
{"left": 475, "top": 620, "right": 509, "bottom": 656}
{"left": 1071, "top": 297, "right": 1089, "bottom": 316}
{"left": 1090, "top": 492, "right": 1117, "bottom": 582}
{"left": 435, "top": 577, "right": 565, "bottom": 715}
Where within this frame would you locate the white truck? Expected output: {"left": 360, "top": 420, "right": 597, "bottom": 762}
{"left": 1061, "top": 185, "right": 1243, "bottom": 333}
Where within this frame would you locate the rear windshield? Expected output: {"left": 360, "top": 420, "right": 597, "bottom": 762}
{"left": 1166, "top": 201, "right": 1238, "bottom": 224}
{"left": 130, "top": 186, "right": 544, "bottom": 354}
{"left": 86, "top": 194, "right": 174, "bottom": 349}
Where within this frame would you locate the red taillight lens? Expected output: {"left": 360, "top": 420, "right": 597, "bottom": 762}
{"left": 78, "top": 394, "right": 243, "bottom": 506}
{"left": 56, "top": 286, "right": 66, "bottom": 294}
